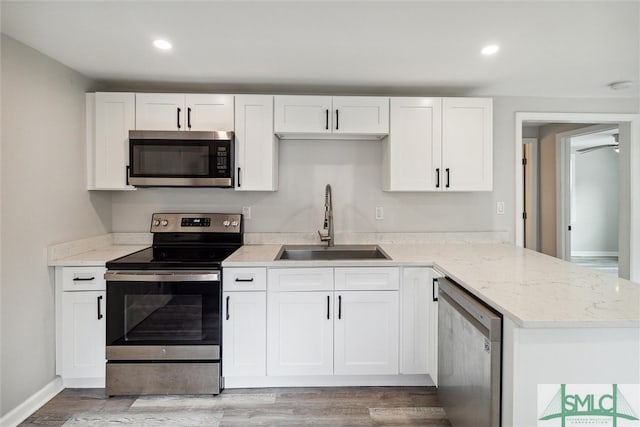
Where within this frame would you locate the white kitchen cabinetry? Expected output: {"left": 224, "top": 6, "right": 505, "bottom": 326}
{"left": 267, "top": 291, "right": 334, "bottom": 376}
{"left": 135, "top": 93, "right": 234, "bottom": 131}
{"left": 333, "top": 291, "right": 399, "bottom": 375}
{"left": 222, "top": 268, "right": 267, "bottom": 377}
{"left": 55, "top": 266, "right": 107, "bottom": 387}
{"left": 400, "top": 267, "right": 440, "bottom": 385}
{"left": 274, "top": 95, "right": 389, "bottom": 138}
{"left": 441, "top": 97, "right": 493, "bottom": 191}
{"left": 383, "top": 97, "right": 492, "bottom": 192}
{"left": 234, "top": 95, "right": 278, "bottom": 191}
{"left": 86, "top": 92, "right": 136, "bottom": 190}
{"left": 267, "top": 267, "right": 399, "bottom": 377}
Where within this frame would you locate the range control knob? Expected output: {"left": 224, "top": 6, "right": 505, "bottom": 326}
{"left": 161, "top": 220, "right": 169, "bottom": 226}
{"left": 223, "top": 220, "right": 231, "bottom": 227}
{"left": 153, "top": 220, "right": 161, "bottom": 227}
{"left": 231, "top": 221, "right": 238, "bottom": 227}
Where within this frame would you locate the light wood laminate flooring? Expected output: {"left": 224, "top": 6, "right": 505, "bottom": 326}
{"left": 21, "top": 387, "right": 451, "bottom": 426}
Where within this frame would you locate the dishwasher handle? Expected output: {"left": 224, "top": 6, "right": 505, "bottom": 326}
{"left": 437, "top": 277, "right": 501, "bottom": 342}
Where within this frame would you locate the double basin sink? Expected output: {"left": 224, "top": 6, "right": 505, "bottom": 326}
{"left": 275, "top": 244, "right": 391, "bottom": 261}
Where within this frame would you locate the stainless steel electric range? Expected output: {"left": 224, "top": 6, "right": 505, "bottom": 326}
{"left": 104, "top": 213, "right": 243, "bottom": 396}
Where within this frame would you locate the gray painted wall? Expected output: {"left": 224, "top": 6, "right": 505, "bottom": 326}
{"left": 572, "top": 140, "right": 619, "bottom": 254}
{"left": 0, "top": 35, "right": 111, "bottom": 416}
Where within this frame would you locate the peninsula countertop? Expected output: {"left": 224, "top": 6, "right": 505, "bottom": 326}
{"left": 223, "top": 242, "right": 640, "bottom": 329}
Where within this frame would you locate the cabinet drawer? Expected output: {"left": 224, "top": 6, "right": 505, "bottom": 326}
{"left": 335, "top": 267, "right": 400, "bottom": 291}
{"left": 268, "top": 268, "right": 333, "bottom": 292}
{"left": 62, "top": 267, "right": 106, "bottom": 291}
{"left": 223, "top": 268, "right": 267, "bottom": 291}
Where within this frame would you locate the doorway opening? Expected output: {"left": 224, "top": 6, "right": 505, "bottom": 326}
{"left": 515, "top": 112, "right": 639, "bottom": 281}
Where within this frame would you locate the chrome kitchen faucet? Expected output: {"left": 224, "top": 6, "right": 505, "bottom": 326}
{"left": 318, "top": 184, "right": 334, "bottom": 247}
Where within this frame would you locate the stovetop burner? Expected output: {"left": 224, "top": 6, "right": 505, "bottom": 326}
{"left": 107, "top": 213, "right": 243, "bottom": 270}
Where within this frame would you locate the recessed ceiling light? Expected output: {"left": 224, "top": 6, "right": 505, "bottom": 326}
{"left": 153, "top": 39, "right": 172, "bottom": 50}
{"left": 481, "top": 44, "right": 500, "bottom": 55}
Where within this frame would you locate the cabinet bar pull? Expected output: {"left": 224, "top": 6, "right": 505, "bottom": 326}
{"left": 226, "top": 296, "right": 230, "bottom": 320}
{"left": 327, "top": 295, "right": 330, "bottom": 319}
{"left": 338, "top": 295, "right": 342, "bottom": 319}
{"left": 177, "top": 107, "right": 182, "bottom": 129}
{"left": 97, "top": 295, "right": 103, "bottom": 320}
{"left": 73, "top": 276, "right": 95, "bottom": 281}
{"left": 335, "top": 110, "right": 339, "bottom": 130}
{"left": 325, "top": 109, "right": 329, "bottom": 130}
{"left": 237, "top": 167, "right": 241, "bottom": 187}
{"left": 187, "top": 107, "right": 192, "bottom": 129}
{"left": 235, "top": 277, "right": 254, "bottom": 282}
{"left": 126, "top": 165, "right": 130, "bottom": 186}
{"left": 432, "top": 278, "right": 439, "bottom": 302}
{"left": 445, "top": 168, "right": 450, "bottom": 188}
{"left": 436, "top": 168, "right": 440, "bottom": 188}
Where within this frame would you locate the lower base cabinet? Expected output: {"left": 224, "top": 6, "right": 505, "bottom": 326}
{"left": 334, "top": 291, "right": 399, "bottom": 375}
{"left": 56, "top": 266, "right": 107, "bottom": 387}
{"left": 267, "top": 291, "right": 334, "bottom": 376}
{"left": 400, "top": 267, "right": 440, "bottom": 384}
{"left": 222, "top": 292, "right": 267, "bottom": 377}
{"left": 266, "top": 267, "right": 400, "bottom": 377}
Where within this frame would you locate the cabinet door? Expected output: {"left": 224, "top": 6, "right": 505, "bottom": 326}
{"left": 332, "top": 96, "right": 389, "bottom": 135}
{"left": 274, "top": 95, "right": 332, "bottom": 134}
{"left": 61, "top": 291, "right": 106, "bottom": 381}
{"left": 91, "top": 92, "right": 136, "bottom": 190}
{"left": 400, "top": 268, "right": 436, "bottom": 378}
{"left": 185, "top": 94, "right": 234, "bottom": 131}
{"left": 334, "top": 291, "right": 399, "bottom": 375}
{"left": 222, "top": 292, "right": 266, "bottom": 377}
{"left": 383, "top": 98, "right": 442, "bottom": 191}
{"left": 267, "top": 292, "right": 333, "bottom": 376}
{"left": 235, "top": 95, "right": 278, "bottom": 191}
{"left": 442, "top": 98, "right": 493, "bottom": 191}
{"left": 135, "top": 93, "right": 185, "bottom": 130}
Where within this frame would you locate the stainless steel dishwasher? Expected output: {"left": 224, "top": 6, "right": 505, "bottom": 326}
{"left": 437, "top": 277, "right": 502, "bottom": 427}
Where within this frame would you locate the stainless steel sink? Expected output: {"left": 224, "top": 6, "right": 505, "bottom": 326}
{"left": 275, "top": 245, "right": 391, "bottom": 261}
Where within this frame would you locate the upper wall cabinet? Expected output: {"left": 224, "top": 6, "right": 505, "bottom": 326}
{"left": 86, "top": 92, "right": 136, "bottom": 190}
{"left": 383, "top": 97, "right": 492, "bottom": 192}
{"left": 135, "top": 93, "right": 234, "bottom": 131}
{"left": 274, "top": 95, "right": 389, "bottom": 139}
{"left": 235, "top": 95, "right": 278, "bottom": 192}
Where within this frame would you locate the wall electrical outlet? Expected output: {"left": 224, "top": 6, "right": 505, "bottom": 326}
{"left": 496, "top": 202, "right": 505, "bottom": 215}
{"left": 375, "top": 207, "right": 384, "bottom": 220}
{"left": 242, "top": 206, "right": 252, "bottom": 220}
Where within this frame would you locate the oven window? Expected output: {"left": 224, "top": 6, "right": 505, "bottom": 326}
{"left": 124, "top": 294, "right": 203, "bottom": 341}
{"left": 106, "top": 281, "right": 220, "bottom": 346}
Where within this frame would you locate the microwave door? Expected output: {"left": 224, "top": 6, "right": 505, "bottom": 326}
{"left": 128, "top": 132, "right": 233, "bottom": 187}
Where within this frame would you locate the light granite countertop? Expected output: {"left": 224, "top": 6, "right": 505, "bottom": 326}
{"left": 48, "top": 244, "right": 148, "bottom": 266}
{"left": 223, "top": 242, "right": 640, "bottom": 329}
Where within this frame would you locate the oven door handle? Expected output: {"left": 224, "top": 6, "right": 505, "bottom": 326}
{"left": 104, "top": 271, "right": 220, "bottom": 282}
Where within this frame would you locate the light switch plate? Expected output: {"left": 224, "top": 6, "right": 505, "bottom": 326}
{"left": 496, "top": 202, "right": 505, "bottom": 215}
{"left": 375, "top": 207, "right": 384, "bottom": 220}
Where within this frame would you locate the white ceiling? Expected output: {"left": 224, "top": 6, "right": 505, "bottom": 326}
{"left": 1, "top": 1, "right": 639, "bottom": 98}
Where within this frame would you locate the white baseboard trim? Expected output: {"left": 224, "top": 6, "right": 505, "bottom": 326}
{"left": 223, "top": 374, "right": 433, "bottom": 389}
{"left": 571, "top": 251, "right": 619, "bottom": 257}
{"left": 0, "top": 376, "right": 63, "bottom": 427}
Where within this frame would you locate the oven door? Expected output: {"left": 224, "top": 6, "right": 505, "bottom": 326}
{"left": 128, "top": 130, "right": 233, "bottom": 187}
{"left": 105, "top": 270, "right": 221, "bottom": 360}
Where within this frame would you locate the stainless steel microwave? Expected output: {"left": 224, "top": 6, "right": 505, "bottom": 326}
{"left": 128, "top": 130, "right": 234, "bottom": 187}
